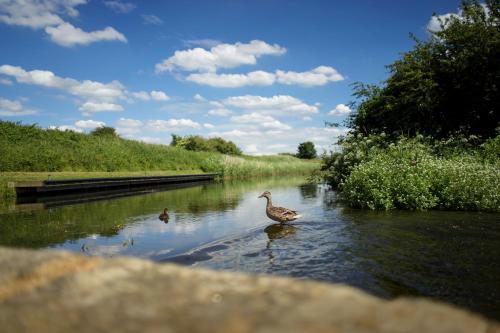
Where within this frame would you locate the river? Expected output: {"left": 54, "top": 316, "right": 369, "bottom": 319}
{"left": 1, "top": 176, "right": 499, "bottom": 320}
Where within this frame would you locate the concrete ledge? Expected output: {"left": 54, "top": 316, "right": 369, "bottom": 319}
{"left": 0, "top": 247, "right": 498, "bottom": 333}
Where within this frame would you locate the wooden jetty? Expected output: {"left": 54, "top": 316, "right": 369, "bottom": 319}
{"left": 11, "top": 173, "right": 219, "bottom": 197}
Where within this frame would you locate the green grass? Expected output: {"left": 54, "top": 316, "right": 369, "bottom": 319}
{"left": 0, "top": 121, "right": 319, "bottom": 202}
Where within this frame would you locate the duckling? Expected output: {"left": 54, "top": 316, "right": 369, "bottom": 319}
{"left": 258, "top": 191, "right": 301, "bottom": 224}
{"left": 159, "top": 208, "right": 169, "bottom": 223}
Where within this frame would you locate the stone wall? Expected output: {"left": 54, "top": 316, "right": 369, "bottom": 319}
{"left": 0, "top": 247, "right": 498, "bottom": 333}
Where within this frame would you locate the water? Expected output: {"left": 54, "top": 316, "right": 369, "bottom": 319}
{"left": 1, "top": 177, "right": 499, "bottom": 320}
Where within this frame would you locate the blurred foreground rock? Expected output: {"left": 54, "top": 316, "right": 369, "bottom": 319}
{"left": 0, "top": 247, "right": 498, "bottom": 333}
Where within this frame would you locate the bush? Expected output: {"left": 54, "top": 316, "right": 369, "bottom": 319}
{"left": 297, "top": 141, "right": 317, "bottom": 159}
{"left": 337, "top": 136, "right": 500, "bottom": 211}
{"left": 171, "top": 134, "right": 242, "bottom": 155}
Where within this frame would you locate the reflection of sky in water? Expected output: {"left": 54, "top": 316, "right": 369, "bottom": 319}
{"left": 53, "top": 181, "right": 314, "bottom": 261}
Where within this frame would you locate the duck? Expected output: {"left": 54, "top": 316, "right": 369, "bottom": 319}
{"left": 159, "top": 208, "right": 169, "bottom": 223}
{"left": 258, "top": 191, "right": 301, "bottom": 224}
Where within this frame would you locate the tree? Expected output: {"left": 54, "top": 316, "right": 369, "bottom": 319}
{"left": 91, "top": 126, "right": 117, "bottom": 137}
{"left": 297, "top": 141, "right": 317, "bottom": 159}
{"left": 350, "top": 0, "right": 500, "bottom": 138}
{"left": 169, "top": 134, "right": 242, "bottom": 155}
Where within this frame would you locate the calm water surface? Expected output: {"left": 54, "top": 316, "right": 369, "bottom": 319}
{"left": 1, "top": 177, "right": 499, "bottom": 320}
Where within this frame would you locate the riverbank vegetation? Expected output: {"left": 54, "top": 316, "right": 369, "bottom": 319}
{"left": 0, "top": 121, "right": 318, "bottom": 200}
{"left": 321, "top": 0, "right": 500, "bottom": 212}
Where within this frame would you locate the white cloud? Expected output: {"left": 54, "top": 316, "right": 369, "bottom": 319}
{"left": 155, "top": 40, "right": 286, "bottom": 73}
{"left": 0, "top": 0, "right": 84, "bottom": 29}
{"left": 141, "top": 14, "right": 163, "bottom": 25}
{"left": 150, "top": 90, "right": 170, "bottom": 101}
{"left": 303, "top": 116, "right": 312, "bottom": 121}
{"left": 203, "top": 123, "right": 215, "bottom": 129}
{"left": 427, "top": 4, "right": 490, "bottom": 33}
{"left": 45, "top": 22, "right": 127, "bottom": 47}
{"left": 0, "top": 64, "right": 127, "bottom": 115}
{"left": 276, "top": 66, "right": 344, "bottom": 86}
{"left": 79, "top": 102, "right": 123, "bottom": 113}
{"left": 186, "top": 70, "right": 276, "bottom": 88}
{"left": 208, "top": 108, "right": 232, "bottom": 116}
{"left": 0, "top": 97, "right": 36, "bottom": 116}
{"left": 146, "top": 119, "right": 201, "bottom": 131}
{"left": 75, "top": 119, "right": 106, "bottom": 129}
{"left": 230, "top": 112, "right": 291, "bottom": 130}
{"left": 116, "top": 117, "right": 143, "bottom": 127}
{"left": 104, "top": 1, "right": 135, "bottom": 14}
{"left": 329, "top": 103, "right": 351, "bottom": 116}
{"left": 222, "top": 95, "right": 319, "bottom": 115}
{"left": 193, "top": 93, "right": 206, "bottom": 102}
{"left": 0, "top": 78, "right": 12, "bottom": 85}
{"left": 0, "top": 0, "right": 126, "bottom": 47}
{"left": 427, "top": 13, "right": 459, "bottom": 32}
{"left": 48, "top": 125, "right": 83, "bottom": 133}
{"left": 131, "top": 91, "right": 151, "bottom": 101}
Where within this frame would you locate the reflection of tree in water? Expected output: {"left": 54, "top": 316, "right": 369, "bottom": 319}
{"left": 1, "top": 176, "right": 308, "bottom": 249}
{"left": 299, "top": 183, "right": 318, "bottom": 199}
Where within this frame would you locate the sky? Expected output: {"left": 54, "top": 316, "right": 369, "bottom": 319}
{"left": 0, "top": 0, "right": 462, "bottom": 155}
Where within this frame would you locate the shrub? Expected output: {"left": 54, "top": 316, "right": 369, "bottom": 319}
{"left": 297, "top": 141, "right": 317, "bottom": 159}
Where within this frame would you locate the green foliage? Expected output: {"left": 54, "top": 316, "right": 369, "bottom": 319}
{"left": 91, "top": 126, "right": 118, "bottom": 137}
{"left": 350, "top": 0, "right": 500, "bottom": 138}
{"left": 171, "top": 134, "right": 242, "bottom": 155}
{"left": 297, "top": 141, "right": 317, "bottom": 159}
{"left": 322, "top": 133, "right": 500, "bottom": 212}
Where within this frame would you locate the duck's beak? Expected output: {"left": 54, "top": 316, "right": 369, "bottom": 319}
{"left": 258, "top": 194, "right": 263, "bottom": 198}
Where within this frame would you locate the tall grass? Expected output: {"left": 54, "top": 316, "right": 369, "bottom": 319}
{"left": 0, "top": 121, "right": 319, "bottom": 200}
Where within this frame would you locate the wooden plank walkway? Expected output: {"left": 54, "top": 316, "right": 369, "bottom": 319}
{"left": 12, "top": 173, "right": 219, "bottom": 196}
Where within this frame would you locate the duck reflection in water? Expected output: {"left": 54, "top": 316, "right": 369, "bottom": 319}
{"left": 264, "top": 224, "right": 298, "bottom": 264}
{"left": 159, "top": 208, "right": 169, "bottom": 223}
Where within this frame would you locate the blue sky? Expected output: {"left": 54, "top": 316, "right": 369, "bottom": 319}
{"left": 0, "top": 0, "right": 461, "bottom": 154}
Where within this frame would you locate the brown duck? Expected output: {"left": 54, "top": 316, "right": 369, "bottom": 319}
{"left": 258, "top": 191, "right": 301, "bottom": 223}
{"left": 159, "top": 208, "right": 169, "bottom": 223}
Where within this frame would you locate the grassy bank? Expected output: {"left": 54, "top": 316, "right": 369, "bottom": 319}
{"left": 0, "top": 122, "right": 318, "bottom": 201}
{"left": 320, "top": 133, "right": 500, "bottom": 212}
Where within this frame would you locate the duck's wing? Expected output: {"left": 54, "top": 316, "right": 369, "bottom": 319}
{"left": 270, "top": 206, "right": 300, "bottom": 219}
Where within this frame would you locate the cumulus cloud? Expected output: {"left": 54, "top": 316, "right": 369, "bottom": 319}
{"left": 48, "top": 125, "right": 83, "bottom": 133}
{"left": 146, "top": 119, "right": 201, "bottom": 131}
{"left": 208, "top": 108, "right": 232, "bottom": 116}
{"left": 276, "top": 66, "right": 344, "bottom": 86}
{"left": 183, "top": 39, "right": 222, "bottom": 48}
{"left": 186, "top": 70, "right": 276, "bottom": 88}
{"left": 230, "top": 112, "right": 291, "bottom": 130}
{"left": 141, "top": 14, "right": 163, "bottom": 25}
{"left": 45, "top": 22, "right": 127, "bottom": 47}
{"left": 79, "top": 102, "right": 123, "bottom": 113}
{"left": 0, "top": 64, "right": 127, "bottom": 115}
{"left": 150, "top": 90, "right": 170, "bottom": 101}
{"left": 116, "top": 117, "right": 143, "bottom": 127}
{"left": 203, "top": 123, "right": 215, "bottom": 129}
{"left": 75, "top": 119, "right": 106, "bottom": 129}
{"left": 103, "top": 1, "right": 135, "bottom": 14}
{"left": 427, "top": 4, "right": 490, "bottom": 33}
{"left": 185, "top": 66, "right": 344, "bottom": 88}
{"left": 222, "top": 95, "right": 319, "bottom": 115}
{"left": 193, "top": 93, "right": 206, "bottom": 102}
{"left": 155, "top": 40, "right": 286, "bottom": 73}
{"left": 0, "top": 97, "right": 36, "bottom": 116}
{"left": 0, "top": 0, "right": 126, "bottom": 47}
{"left": 329, "top": 103, "right": 351, "bottom": 116}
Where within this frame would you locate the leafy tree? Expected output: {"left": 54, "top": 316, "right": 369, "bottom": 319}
{"left": 297, "top": 141, "right": 317, "bottom": 159}
{"left": 350, "top": 0, "right": 500, "bottom": 138}
{"left": 91, "top": 126, "right": 117, "bottom": 137}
